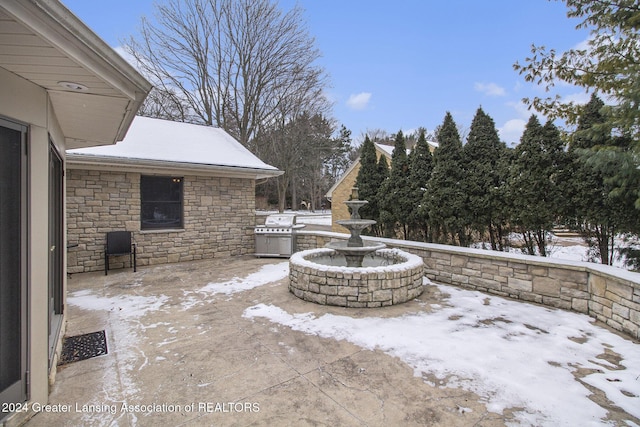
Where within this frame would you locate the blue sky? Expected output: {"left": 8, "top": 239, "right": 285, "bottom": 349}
{"left": 62, "top": 0, "right": 591, "bottom": 146}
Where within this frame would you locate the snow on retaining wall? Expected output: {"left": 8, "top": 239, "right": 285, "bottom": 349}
{"left": 296, "top": 231, "right": 640, "bottom": 340}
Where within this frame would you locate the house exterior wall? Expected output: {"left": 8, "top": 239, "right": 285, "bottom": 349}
{"left": 67, "top": 169, "right": 257, "bottom": 273}
{"left": 331, "top": 162, "right": 361, "bottom": 233}
{"left": 0, "top": 66, "right": 67, "bottom": 422}
{"left": 330, "top": 146, "right": 391, "bottom": 233}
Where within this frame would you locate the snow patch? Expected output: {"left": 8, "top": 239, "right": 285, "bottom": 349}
{"left": 198, "top": 262, "right": 289, "bottom": 296}
{"left": 67, "top": 291, "right": 169, "bottom": 319}
{"left": 243, "top": 283, "right": 640, "bottom": 426}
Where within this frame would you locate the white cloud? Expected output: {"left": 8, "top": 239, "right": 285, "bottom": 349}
{"left": 513, "top": 80, "right": 523, "bottom": 93}
{"left": 506, "top": 100, "right": 531, "bottom": 118}
{"left": 499, "top": 100, "right": 535, "bottom": 145}
{"left": 346, "top": 92, "right": 372, "bottom": 110}
{"left": 474, "top": 82, "right": 506, "bottom": 97}
{"left": 563, "top": 91, "right": 591, "bottom": 105}
{"left": 499, "top": 118, "right": 526, "bottom": 146}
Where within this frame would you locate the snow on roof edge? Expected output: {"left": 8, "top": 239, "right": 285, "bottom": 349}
{"left": 67, "top": 116, "right": 279, "bottom": 172}
{"left": 66, "top": 152, "right": 283, "bottom": 179}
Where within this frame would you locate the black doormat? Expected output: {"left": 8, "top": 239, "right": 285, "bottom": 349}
{"left": 58, "top": 330, "right": 108, "bottom": 366}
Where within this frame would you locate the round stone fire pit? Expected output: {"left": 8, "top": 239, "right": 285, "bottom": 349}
{"left": 289, "top": 248, "right": 424, "bottom": 308}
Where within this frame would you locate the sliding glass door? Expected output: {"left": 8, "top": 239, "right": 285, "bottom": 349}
{"left": 0, "top": 118, "right": 28, "bottom": 408}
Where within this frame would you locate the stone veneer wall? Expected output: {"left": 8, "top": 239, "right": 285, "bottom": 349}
{"left": 296, "top": 231, "right": 640, "bottom": 340}
{"left": 289, "top": 248, "right": 424, "bottom": 307}
{"left": 329, "top": 163, "right": 359, "bottom": 233}
{"left": 67, "top": 169, "right": 255, "bottom": 273}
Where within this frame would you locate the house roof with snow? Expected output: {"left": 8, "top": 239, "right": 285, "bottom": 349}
{"left": 325, "top": 141, "right": 438, "bottom": 200}
{"left": 376, "top": 140, "right": 439, "bottom": 157}
{"left": 375, "top": 143, "right": 407, "bottom": 157}
{"left": 67, "top": 116, "right": 282, "bottom": 179}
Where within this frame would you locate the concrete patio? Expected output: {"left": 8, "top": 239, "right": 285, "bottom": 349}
{"left": 24, "top": 256, "right": 637, "bottom": 426}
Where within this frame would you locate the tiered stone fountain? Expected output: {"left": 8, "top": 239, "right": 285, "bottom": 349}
{"left": 289, "top": 188, "right": 424, "bottom": 308}
{"left": 325, "top": 188, "right": 386, "bottom": 267}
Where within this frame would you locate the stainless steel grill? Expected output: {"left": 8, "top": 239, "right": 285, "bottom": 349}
{"left": 255, "top": 214, "right": 304, "bottom": 257}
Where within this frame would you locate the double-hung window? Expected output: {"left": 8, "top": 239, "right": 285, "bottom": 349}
{"left": 140, "top": 176, "right": 183, "bottom": 230}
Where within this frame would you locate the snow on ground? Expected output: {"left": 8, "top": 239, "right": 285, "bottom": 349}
{"left": 294, "top": 213, "right": 332, "bottom": 226}
{"left": 67, "top": 289, "right": 170, "bottom": 319}
{"left": 197, "top": 262, "right": 289, "bottom": 295}
{"left": 66, "top": 242, "right": 639, "bottom": 426}
{"left": 180, "top": 262, "right": 289, "bottom": 309}
{"left": 66, "top": 290, "right": 174, "bottom": 407}
{"left": 243, "top": 279, "right": 640, "bottom": 427}
{"left": 495, "top": 234, "right": 633, "bottom": 269}
{"left": 258, "top": 210, "right": 332, "bottom": 227}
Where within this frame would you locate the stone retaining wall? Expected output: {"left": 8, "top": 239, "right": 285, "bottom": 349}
{"left": 67, "top": 169, "right": 255, "bottom": 272}
{"left": 296, "top": 231, "right": 640, "bottom": 340}
{"left": 289, "top": 248, "right": 424, "bottom": 308}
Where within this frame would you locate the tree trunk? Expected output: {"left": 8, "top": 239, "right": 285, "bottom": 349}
{"left": 291, "top": 183, "right": 297, "bottom": 212}
{"left": 535, "top": 229, "right": 547, "bottom": 257}
{"left": 277, "top": 174, "right": 289, "bottom": 213}
{"left": 596, "top": 224, "right": 610, "bottom": 265}
{"left": 488, "top": 222, "right": 498, "bottom": 251}
{"left": 522, "top": 230, "right": 536, "bottom": 255}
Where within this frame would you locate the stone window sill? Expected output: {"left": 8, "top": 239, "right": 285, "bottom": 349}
{"left": 139, "top": 228, "right": 186, "bottom": 234}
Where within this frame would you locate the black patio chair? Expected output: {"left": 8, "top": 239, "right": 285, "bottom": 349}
{"left": 105, "top": 231, "right": 136, "bottom": 275}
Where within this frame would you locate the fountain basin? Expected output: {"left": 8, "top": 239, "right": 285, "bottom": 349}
{"left": 289, "top": 248, "right": 424, "bottom": 308}
{"left": 325, "top": 241, "right": 386, "bottom": 267}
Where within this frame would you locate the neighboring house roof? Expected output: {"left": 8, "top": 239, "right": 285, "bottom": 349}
{"left": 325, "top": 141, "right": 440, "bottom": 200}
{"left": 375, "top": 143, "right": 405, "bottom": 157}
{"left": 0, "top": 0, "right": 152, "bottom": 148}
{"left": 376, "top": 140, "right": 439, "bottom": 157}
{"left": 325, "top": 143, "right": 390, "bottom": 200}
{"left": 67, "top": 116, "right": 283, "bottom": 180}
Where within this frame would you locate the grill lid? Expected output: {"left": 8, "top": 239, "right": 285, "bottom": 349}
{"left": 264, "top": 214, "right": 296, "bottom": 228}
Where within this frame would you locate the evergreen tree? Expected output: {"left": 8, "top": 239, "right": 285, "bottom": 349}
{"left": 373, "top": 155, "right": 390, "bottom": 236}
{"left": 463, "top": 107, "right": 511, "bottom": 250}
{"left": 355, "top": 135, "right": 378, "bottom": 209}
{"left": 514, "top": 0, "right": 640, "bottom": 142}
{"left": 542, "top": 119, "right": 571, "bottom": 224}
{"left": 325, "top": 125, "right": 353, "bottom": 184}
{"left": 514, "top": 0, "right": 640, "bottom": 208}
{"left": 509, "top": 115, "right": 567, "bottom": 256}
{"left": 379, "top": 131, "right": 412, "bottom": 238}
{"left": 425, "top": 113, "right": 469, "bottom": 245}
{"left": 355, "top": 135, "right": 386, "bottom": 236}
{"left": 408, "top": 129, "right": 434, "bottom": 241}
{"left": 567, "top": 94, "right": 640, "bottom": 265}
{"left": 295, "top": 113, "right": 336, "bottom": 211}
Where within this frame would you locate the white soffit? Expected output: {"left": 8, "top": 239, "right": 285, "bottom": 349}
{"left": 0, "top": 1, "right": 151, "bottom": 147}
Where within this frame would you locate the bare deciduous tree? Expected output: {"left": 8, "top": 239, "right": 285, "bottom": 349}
{"left": 137, "top": 87, "right": 190, "bottom": 122}
{"left": 255, "top": 112, "right": 335, "bottom": 212}
{"left": 125, "top": 0, "right": 329, "bottom": 147}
